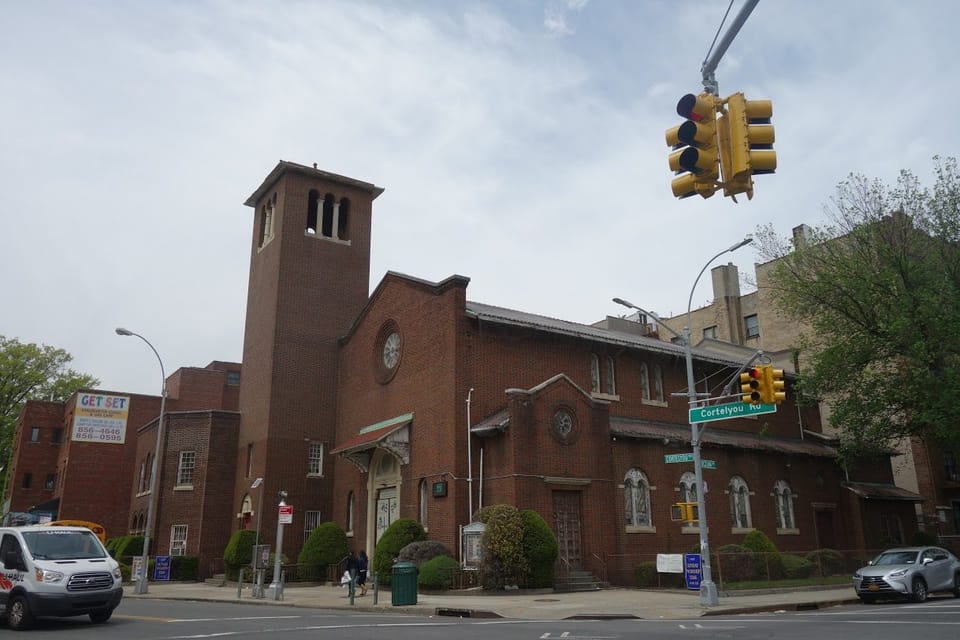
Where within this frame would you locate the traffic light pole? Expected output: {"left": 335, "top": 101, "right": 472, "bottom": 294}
{"left": 700, "top": 0, "right": 760, "bottom": 95}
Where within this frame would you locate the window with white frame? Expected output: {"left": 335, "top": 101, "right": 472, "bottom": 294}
{"left": 605, "top": 356, "right": 616, "bottom": 395}
{"left": 773, "top": 480, "right": 795, "bottom": 529}
{"left": 624, "top": 468, "right": 652, "bottom": 527}
{"left": 304, "top": 510, "right": 321, "bottom": 543}
{"left": 419, "top": 479, "right": 428, "bottom": 528}
{"left": 640, "top": 363, "right": 650, "bottom": 400}
{"left": 729, "top": 476, "right": 753, "bottom": 529}
{"left": 177, "top": 451, "right": 196, "bottom": 486}
{"left": 703, "top": 325, "right": 717, "bottom": 339}
{"left": 679, "top": 472, "right": 698, "bottom": 503}
{"left": 307, "top": 441, "right": 323, "bottom": 476}
{"left": 590, "top": 354, "right": 600, "bottom": 393}
{"left": 170, "top": 524, "right": 188, "bottom": 556}
{"left": 744, "top": 314, "right": 760, "bottom": 339}
{"left": 653, "top": 364, "right": 665, "bottom": 402}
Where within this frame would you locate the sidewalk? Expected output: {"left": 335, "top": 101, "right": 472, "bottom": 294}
{"left": 123, "top": 581, "right": 860, "bottom": 620}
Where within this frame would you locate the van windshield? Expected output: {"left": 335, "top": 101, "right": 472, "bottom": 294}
{"left": 21, "top": 529, "right": 107, "bottom": 560}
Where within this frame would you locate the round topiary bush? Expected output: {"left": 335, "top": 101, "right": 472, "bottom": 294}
{"left": 372, "top": 518, "right": 427, "bottom": 586}
{"left": 396, "top": 540, "right": 453, "bottom": 567}
{"left": 298, "top": 522, "right": 348, "bottom": 581}
{"left": 417, "top": 555, "right": 460, "bottom": 589}
{"left": 520, "top": 509, "right": 558, "bottom": 588}
{"left": 717, "top": 543, "right": 756, "bottom": 582}
{"left": 223, "top": 529, "right": 258, "bottom": 580}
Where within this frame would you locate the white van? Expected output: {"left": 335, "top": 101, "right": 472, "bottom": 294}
{"left": 0, "top": 525, "right": 123, "bottom": 630}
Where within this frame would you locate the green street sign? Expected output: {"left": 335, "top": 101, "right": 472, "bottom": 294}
{"left": 663, "top": 453, "right": 717, "bottom": 469}
{"left": 689, "top": 402, "right": 776, "bottom": 424}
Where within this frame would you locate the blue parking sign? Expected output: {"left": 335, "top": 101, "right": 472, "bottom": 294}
{"left": 684, "top": 553, "right": 702, "bottom": 590}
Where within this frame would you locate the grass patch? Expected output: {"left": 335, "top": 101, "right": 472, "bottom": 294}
{"left": 722, "top": 574, "right": 851, "bottom": 591}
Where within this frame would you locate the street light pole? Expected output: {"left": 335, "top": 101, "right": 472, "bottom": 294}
{"left": 115, "top": 327, "right": 167, "bottom": 596}
{"left": 251, "top": 477, "right": 264, "bottom": 598}
{"left": 614, "top": 236, "right": 752, "bottom": 607}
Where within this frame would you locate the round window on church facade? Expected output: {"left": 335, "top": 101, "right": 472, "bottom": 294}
{"left": 374, "top": 321, "right": 402, "bottom": 384}
{"left": 549, "top": 406, "right": 580, "bottom": 444}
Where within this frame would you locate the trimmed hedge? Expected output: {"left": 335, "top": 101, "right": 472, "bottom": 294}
{"left": 805, "top": 548, "right": 845, "bottom": 576}
{"left": 396, "top": 540, "right": 453, "bottom": 567}
{"left": 635, "top": 561, "right": 685, "bottom": 588}
{"left": 520, "top": 509, "right": 558, "bottom": 589}
{"left": 418, "top": 555, "right": 460, "bottom": 589}
{"left": 223, "top": 529, "right": 258, "bottom": 580}
{"left": 298, "top": 522, "right": 348, "bottom": 580}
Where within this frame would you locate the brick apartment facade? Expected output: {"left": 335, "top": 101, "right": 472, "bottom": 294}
{"left": 4, "top": 163, "right": 929, "bottom": 584}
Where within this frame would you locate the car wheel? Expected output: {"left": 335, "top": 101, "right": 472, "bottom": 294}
{"left": 89, "top": 609, "right": 113, "bottom": 624}
{"left": 7, "top": 594, "right": 34, "bottom": 631}
{"left": 911, "top": 577, "right": 928, "bottom": 603}
{"left": 859, "top": 595, "right": 876, "bottom": 604}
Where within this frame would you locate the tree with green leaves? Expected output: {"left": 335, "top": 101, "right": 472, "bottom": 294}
{"left": 754, "top": 156, "right": 960, "bottom": 462}
{"left": 0, "top": 335, "right": 99, "bottom": 498}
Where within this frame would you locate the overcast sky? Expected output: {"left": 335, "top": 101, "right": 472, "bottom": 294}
{"left": 3, "top": 0, "right": 955, "bottom": 396}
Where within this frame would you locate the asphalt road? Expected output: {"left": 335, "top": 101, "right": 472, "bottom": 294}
{"left": 10, "top": 594, "right": 960, "bottom": 639}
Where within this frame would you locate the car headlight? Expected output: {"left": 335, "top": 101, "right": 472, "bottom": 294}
{"left": 853, "top": 572, "right": 861, "bottom": 579}
{"left": 36, "top": 568, "right": 64, "bottom": 583}
{"left": 888, "top": 568, "right": 909, "bottom": 578}
{"left": 112, "top": 566, "right": 123, "bottom": 580}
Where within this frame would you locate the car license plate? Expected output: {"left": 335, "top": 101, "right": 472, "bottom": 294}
{"left": 868, "top": 584, "right": 879, "bottom": 591}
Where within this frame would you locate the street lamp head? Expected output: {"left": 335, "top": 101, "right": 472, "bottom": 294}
{"left": 115, "top": 327, "right": 133, "bottom": 336}
{"left": 727, "top": 236, "right": 754, "bottom": 252}
{"left": 612, "top": 297, "right": 634, "bottom": 309}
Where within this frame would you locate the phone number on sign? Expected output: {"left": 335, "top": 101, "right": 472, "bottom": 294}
{"left": 75, "top": 427, "right": 123, "bottom": 442}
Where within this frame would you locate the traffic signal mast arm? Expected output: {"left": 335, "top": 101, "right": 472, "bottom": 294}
{"left": 700, "top": 0, "right": 760, "bottom": 96}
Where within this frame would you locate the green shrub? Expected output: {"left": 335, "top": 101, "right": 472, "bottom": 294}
{"left": 717, "top": 544, "right": 756, "bottom": 582}
{"left": 805, "top": 548, "right": 845, "bottom": 576}
{"left": 520, "top": 509, "right": 558, "bottom": 588}
{"left": 223, "top": 529, "right": 258, "bottom": 580}
{"left": 298, "top": 522, "right": 348, "bottom": 580}
{"left": 780, "top": 554, "right": 815, "bottom": 579}
{"left": 372, "top": 519, "right": 427, "bottom": 586}
{"left": 418, "top": 555, "right": 460, "bottom": 589}
{"left": 113, "top": 535, "right": 144, "bottom": 561}
{"left": 397, "top": 540, "right": 453, "bottom": 567}
{"left": 476, "top": 504, "right": 528, "bottom": 589}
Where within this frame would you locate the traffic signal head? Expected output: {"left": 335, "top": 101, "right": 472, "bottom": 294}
{"left": 671, "top": 502, "right": 700, "bottom": 522}
{"left": 665, "top": 93, "right": 719, "bottom": 199}
{"left": 740, "top": 367, "right": 762, "bottom": 403}
{"left": 718, "top": 92, "right": 777, "bottom": 200}
{"left": 765, "top": 366, "right": 786, "bottom": 404}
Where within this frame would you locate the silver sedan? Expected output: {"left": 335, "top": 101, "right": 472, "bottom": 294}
{"left": 853, "top": 546, "right": 960, "bottom": 603}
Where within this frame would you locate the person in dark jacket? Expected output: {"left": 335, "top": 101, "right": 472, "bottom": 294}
{"left": 357, "top": 549, "right": 369, "bottom": 596}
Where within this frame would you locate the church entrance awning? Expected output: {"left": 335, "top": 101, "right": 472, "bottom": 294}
{"left": 331, "top": 413, "right": 412, "bottom": 472}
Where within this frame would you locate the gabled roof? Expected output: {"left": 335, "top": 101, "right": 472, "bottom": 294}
{"left": 843, "top": 482, "right": 925, "bottom": 502}
{"left": 465, "top": 301, "right": 743, "bottom": 367}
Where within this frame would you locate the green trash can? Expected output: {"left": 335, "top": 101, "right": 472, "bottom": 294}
{"left": 391, "top": 562, "right": 418, "bottom": 606}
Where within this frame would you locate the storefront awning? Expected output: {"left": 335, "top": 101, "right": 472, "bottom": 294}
{"left": 331, "top": 413, "right": 412, "bottom": 472}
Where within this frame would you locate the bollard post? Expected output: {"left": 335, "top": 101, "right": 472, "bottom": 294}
{"left": 372, "top": 571, "right": 379, "bottom": 605}
{"left": 237, "top": 567, "right": 244, "bottom": 599}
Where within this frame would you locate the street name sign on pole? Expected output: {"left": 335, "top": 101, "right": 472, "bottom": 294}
{"left": 689, "top": 401, "right": 776, "bottom": 425}
{"left": 664, "top": 453, "right": 717, "bottom": 469}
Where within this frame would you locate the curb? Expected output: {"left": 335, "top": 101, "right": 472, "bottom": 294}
{"left": 701, "top": 597, "right": 860, "bottom": 617}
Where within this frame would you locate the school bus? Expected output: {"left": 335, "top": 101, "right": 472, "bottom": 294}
{"left": 43, "top": 520, "right": 107, "bottom": 543}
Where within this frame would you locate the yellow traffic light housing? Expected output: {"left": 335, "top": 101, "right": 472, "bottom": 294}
{"left": 740, "top": 367, "right": 762, "bottom": 403}
{"left": 671, "top": 502, "right": 699, "bottom": 522}
{"left": 665, "top": 93, "right": 719, "bottom": 199}
{"left": 718, "top": 92, "right": 776, "bottom": 200}
{"left": 763, "top": 366, "right": 786, "bottom": 404}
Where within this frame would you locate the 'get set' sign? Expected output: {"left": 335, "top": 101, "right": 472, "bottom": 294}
{"left": 72, "top": 393, "right": 130, "bottom": 444}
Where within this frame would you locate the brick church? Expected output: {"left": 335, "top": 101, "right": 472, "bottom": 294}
{"left": 6, "top": 161, "right": 925, "bottom": 584}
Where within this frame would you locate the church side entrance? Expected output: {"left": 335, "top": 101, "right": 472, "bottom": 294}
{"left": 553, "top": 490, "right": 583, "bottom": 569}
